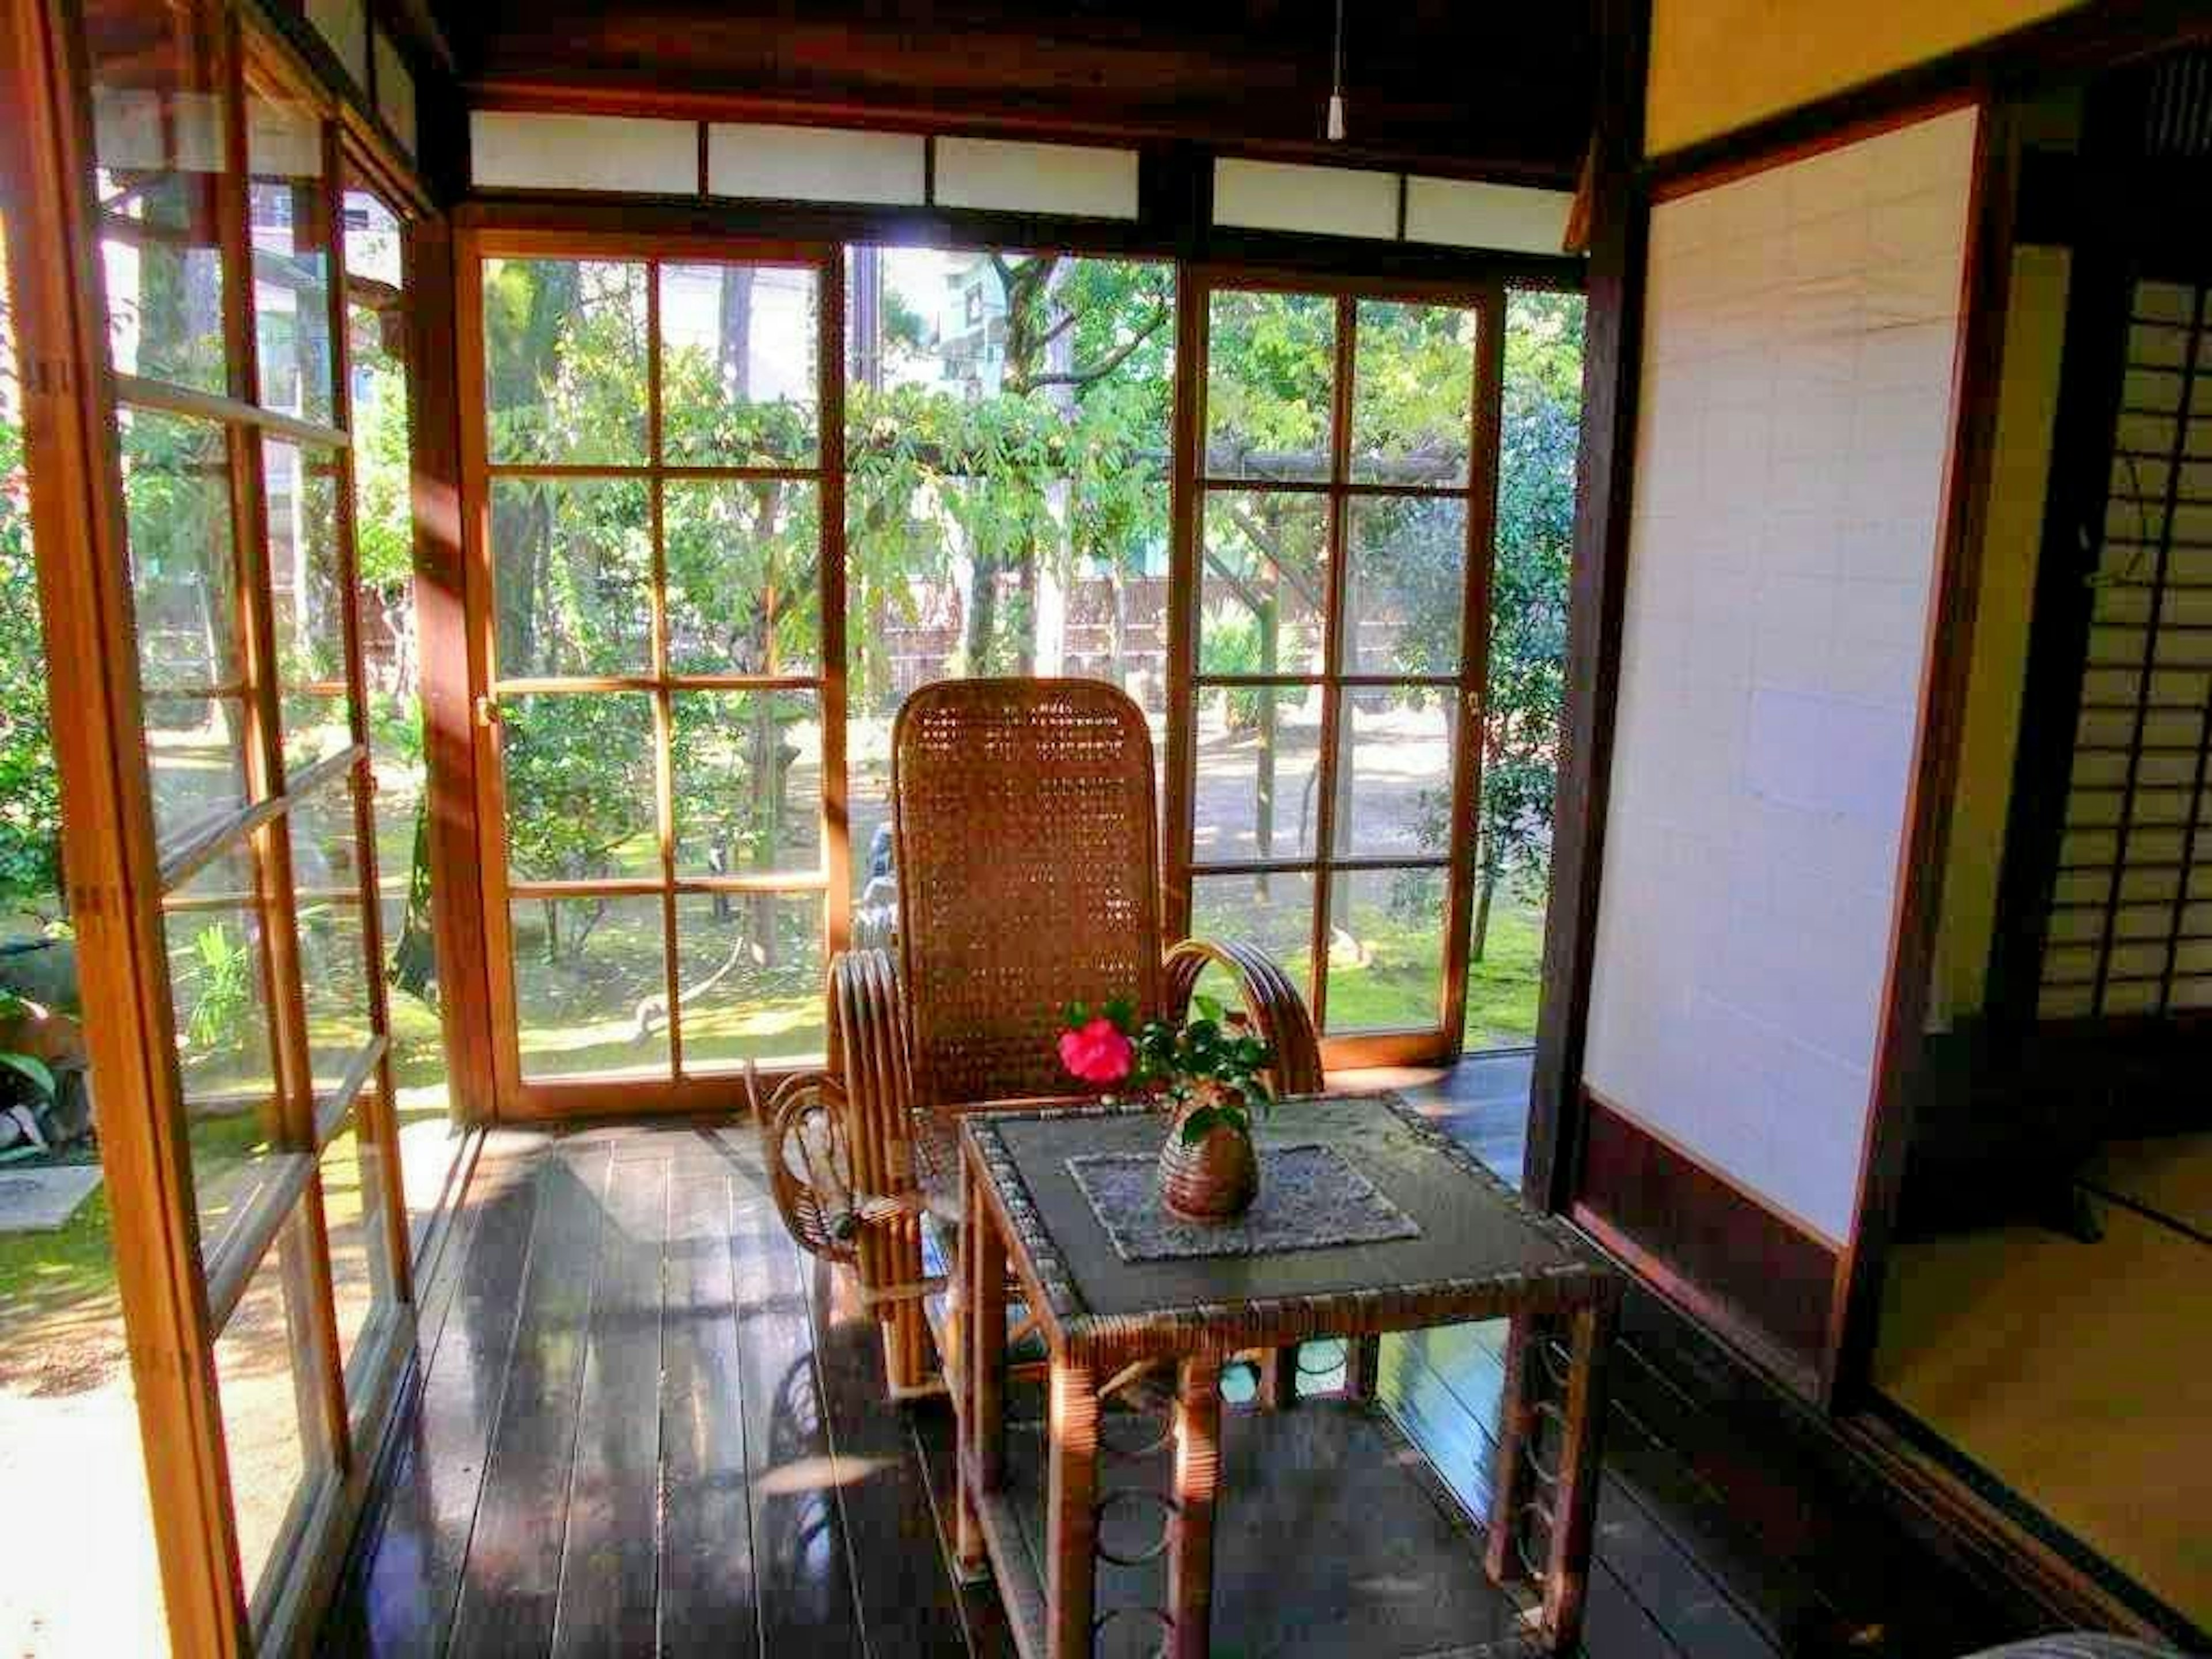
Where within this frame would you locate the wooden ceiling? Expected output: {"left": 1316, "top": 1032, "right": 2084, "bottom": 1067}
{"left": 430, "top": 0, "right": 1600, "bottom": 185}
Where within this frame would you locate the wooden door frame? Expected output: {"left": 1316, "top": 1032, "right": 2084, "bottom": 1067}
{"left": 1173, "top": 263, "right": 1506, "bottom": 1070}
{"left": 456, "top": 224, "right": 849, "bottom": 1119}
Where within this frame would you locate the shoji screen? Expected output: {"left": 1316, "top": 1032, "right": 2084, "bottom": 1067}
{"left": 1578, "top": 108, "right": 1979, "bottom": 1382}
{"left": 2040, "top": 277, "right": 2212, "bottom": 1021}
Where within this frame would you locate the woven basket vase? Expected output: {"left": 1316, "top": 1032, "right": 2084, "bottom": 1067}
{"left": 1158, "top": 1096, "right": 1259, "bottom": 1222}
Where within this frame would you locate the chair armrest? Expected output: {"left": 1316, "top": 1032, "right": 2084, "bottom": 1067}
{"left": 749, "top": 1065, "right": 859, "bottom": 1263}
{"left": 1163, "top": 937, "right": 1325, "bottom": 1096}
{"left": 828, "top": 946, "right": 919, "bottom": 1200}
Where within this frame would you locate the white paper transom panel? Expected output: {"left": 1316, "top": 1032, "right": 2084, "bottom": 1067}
{"left": 1211, "top": 158, "right": 1398, "bottom": 240}
{"left": 375, "top": 31, "right": 418, "bottom": 156}
{"left": 1405, "top": 176, "right": 1574, "bottom": 253}
{"left": 306, "top": 0, "right": 369, "bottom": 88}
{"left": 933, "top": 138, "right": 1138, "bottom": 218}
{"left": 470, "top": 111, "right": 696, "bottom": 194}
{"left": 1582, "top": 106, "right": 1978, "bottom": 1246}
{"left": 708, "top": 123, "right": 926, "bottom": 206}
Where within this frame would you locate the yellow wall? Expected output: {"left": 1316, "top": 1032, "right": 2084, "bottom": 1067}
{"left": 1930, "top": 245, "right": 2071, "bottom": 1024}
{"left": 1646, "top": 0, "right": 2085, "bottom": 156}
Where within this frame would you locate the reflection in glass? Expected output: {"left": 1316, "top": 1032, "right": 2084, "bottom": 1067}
{"left": 1325, "top": 866, "right": 1446, "bottom": 1036}
{"left": 1190, "top": 685, "right": 1322, "bottom": 866}
{"left": 265, "top": 439, "right": 354, "bottom": 772}
{"left": 510, "top": 896, "right": 671, "bottom": 1081}
{"left": 672, "top": 691, "right": 821, "bottom": 877}
{"left": 321, "top": 1108, "right": 397, "bottom": 1389}
{"left": 1346, "top": 497, "right": 1468, "bottom": 677}
{"left": 289, "top": 778, "right": 376, "bottom": 1094}
{"left": 660, "top": 262, "right": 820, "bottom": 466}
{"left": 247, "top": 76, "right": 334, "bottom": 423}
{"left": 499, "top": 693, "right": 658, "bottom": 882}
{"left": 1333, "top": 688, "right": 1456, "bottom": 860}
{"left": 664, "top": 480, "right": 820, "bottom": 674}
{"left": 121, "top": 407, "right": 251, "bottom": 855}
{"left": 489, "top": 478, "right": 652, "bottom": 677}
{"left": 213, "top": 1213, "right": 325, "bottom": 1608}
{"left": 1205, "top": 289, "right": 1336, "bottom": 482}
{"left": 674, "top": 892, "right": 826, "bottom": 1070}
{"left": 1350, "top": 300, "right": 1476, "bottom": 486}
{"left": 89, "top": 0, "right": 230, "bottom": 391}
{"left": 1199, "top": 490, "right": 1328, "bottom": 677}
{"left": 482, "top": 259, "right": 648, "bottom": 465}
{"left": 164, "top": 840, "right": 281, "bottom": 1263}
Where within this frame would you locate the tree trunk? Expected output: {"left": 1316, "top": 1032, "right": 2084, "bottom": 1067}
{"left": 389, "top": 797, "right": 439, "bottom": 1000}
{"left": 1472, "top": 864, "right": 1498, "bottom": 965}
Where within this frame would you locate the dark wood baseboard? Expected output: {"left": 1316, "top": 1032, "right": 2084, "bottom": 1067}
{"left": 1572, "top": 1091, "right": 1838, "bottom": 1393}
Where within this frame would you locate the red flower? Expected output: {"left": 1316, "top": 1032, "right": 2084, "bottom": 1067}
{"left": 1058, "top": 1016, "right": 1134, "bottom": 1086}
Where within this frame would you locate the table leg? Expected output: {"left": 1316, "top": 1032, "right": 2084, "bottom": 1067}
{"left": 1168, "top": 1356, "right": 1224, "bottom": 1658}
{"left": 1256, "top": 1346, "right": 1297, "bottom": 1410}
{"left": 1483, "top": 1312, "right": 1535, "bottom": 1588}
{"left": 1344, "top": 1334, "right": 1380, "bottom": 1402}
{"left": 1046, "top": 1358, "right": 1100, "bottom": 1659}
{"left": 1538, "top": 1300, "right": 1615, "bottom": 1654}
{"left": 955, "top": 1161, "right": 1007, "bottom": 1580}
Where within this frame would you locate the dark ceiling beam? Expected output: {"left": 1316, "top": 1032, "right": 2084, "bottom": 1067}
{"left": 439, "top": 4, "right": 1596, "bottom": 184}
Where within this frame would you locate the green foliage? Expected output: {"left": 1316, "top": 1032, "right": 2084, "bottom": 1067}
{"left": 0, "top": 399, "right": 61, "bottom": 921}
{"left": 183, "top": 923, "right": 253, "bottom": 1054}
{"left": 1062, "top": 991, "right": 1275, "bottom": 1139}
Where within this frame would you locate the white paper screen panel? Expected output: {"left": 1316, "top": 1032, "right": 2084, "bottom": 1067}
{"left": 470, "top": 112, "right": 697, "bottom": 194}
{"left": 1211, "top": 158, "right": 1399, "bottom": 240}
{"left": 933, "top": 138, "right": 1139, "bottom": 218}
{"left": 1581, "top": 107, "right": 1978, "bottom": 1246}
{"left": 306, "top": 0, "right": 369, "bottom": 89}
{"left": 707, "top": 123, "right": 926, "bottom": 206}
{"left": 1404, "top": 177, "right": 1573, "bottom": 253}
{"left": 374, "top": 30, "right": 417, "bottom": 156}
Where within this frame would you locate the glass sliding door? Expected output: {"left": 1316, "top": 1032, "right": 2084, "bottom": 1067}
{"left": 469, "top": 243, "right": 839, "bottom": 1112}
{"left": 1185, "top": 279, "right": 1500, "bottom": 1063}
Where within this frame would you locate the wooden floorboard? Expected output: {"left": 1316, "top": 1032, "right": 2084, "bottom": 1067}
{"left": 551, "top": 1153, "right": 668, "bottom": 1658}
{"left": 657, "top": 1168, "right": 757, "bottom": 1657}
{"left": 323, "top": 1082, "right": 2024, "bottom": 1658}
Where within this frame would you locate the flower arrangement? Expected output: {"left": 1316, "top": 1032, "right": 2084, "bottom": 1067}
{"left": 1056, "top": 993, "right": 1274, "bottom": 1145}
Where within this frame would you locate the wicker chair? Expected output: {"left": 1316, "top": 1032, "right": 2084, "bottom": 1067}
{"left": 760, "top": 678, "right": 1324, "bottom": 1400}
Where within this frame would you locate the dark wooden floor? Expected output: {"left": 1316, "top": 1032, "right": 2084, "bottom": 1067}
{"left": 322, "top": 1057, "right": 2027, "bottom": 1658}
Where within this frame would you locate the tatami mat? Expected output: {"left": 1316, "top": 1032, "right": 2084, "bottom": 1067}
{"left": 1874, "top": 1200, "right": 2212, "bottom": 1627}
{"left": 2086, "top": 1133, "right": 2212, "bottom": 1241}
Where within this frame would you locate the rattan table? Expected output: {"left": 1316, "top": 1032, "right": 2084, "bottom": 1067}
{"left": 952, "top": 1092, "right": 1622, "bottom": 1658}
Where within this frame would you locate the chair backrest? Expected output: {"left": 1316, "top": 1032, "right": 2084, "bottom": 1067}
{"left": 892, "top": 678, "right": 1164, "bottom": 1110}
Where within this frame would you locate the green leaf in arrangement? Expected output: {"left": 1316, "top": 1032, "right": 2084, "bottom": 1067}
{"left": 1178, "top": 1104, "right": 1225, "bottom": 1144}
{"left": 1193, "top": 992, "right": 1225, "bottom": 1026}
{"left": 0, "top": 1052, "right": 55, "bottom": 1100}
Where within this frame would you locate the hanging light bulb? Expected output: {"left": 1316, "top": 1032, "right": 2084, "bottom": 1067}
{"left": 1327, "top": 0, "right": 1347, "bottom": 140}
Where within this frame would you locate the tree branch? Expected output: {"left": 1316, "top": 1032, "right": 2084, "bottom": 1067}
{"left": 1022, "top": 302, "right": 1168, "bottom": 393}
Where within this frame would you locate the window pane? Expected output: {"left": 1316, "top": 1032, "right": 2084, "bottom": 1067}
{"left": 672, "top": 691, "right": 821, "bottom": 878}
{"left": 658, "top": 262, "right": 819, "bottom": 467}
{"left": 289, "top": 778, "right": 377, "bottom": 1096}
{"left": 1190, "top": 684, "right": 1321, "bottom": 866}
{"left": 214, "top": 1214, "right": 327, "bottom": 1609}
{"left": 266, "top": 438, "right": 354, "bottom": 772}
{"left": 121, "top": 407, "right": 251, "bottom": 855}
{"left": 510, "top": 895, "right": 671, "bottom": 1081}
{"left": 320, "top": 1107, "right": 397, "bottom": 1390}
{"left": 1191, "top": 869, "right": 1315, "bottom": 989}
{"left": 483, "top": 259, "right": 647, "bottom": 465}
{"left": 1350, "top": 300, "right": 1476, "bottom": 486}
{"left": 1199, "top": 490, "right": 1328, "bottom": 677}
{"left": 1204, "top": 289, "right": 1335, "bottom": 482}
{"left": 88, "top": 0, "right": 230, "bottom": 391}
{"left": 247, "top": 75, "right": 334, "bottom": 424}
{"left": 165, "top": 839, "right": 285, "bottom": 1264}
{"left": 1345, "top": 495, "right": 1468, "bottom": 677}
{"left": 673, "top": 892, "right": 825, "bottom": 1071}
{"left": 1325, "top": 867, "right": 1447, "bottom": 1035}
{"left": 664, "top": 479, "right": 820, "bottom": 675}
{"left": 501, "top": 692, "right": 659, "bottom": 882}
{"left": 1332, "top": 688, "right": 1456, "bottom": 859}
{"left": 489, "top": 478, "right": 652, "bottom": 677}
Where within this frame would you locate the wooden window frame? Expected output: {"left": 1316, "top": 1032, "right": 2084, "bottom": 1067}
{"left": 457, "top": 226, "right": 850, "bottom": 1118}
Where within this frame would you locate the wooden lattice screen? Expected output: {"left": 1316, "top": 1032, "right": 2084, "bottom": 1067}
{"left": 2041, "top": 276, "right": 2212, "bottom": 1020}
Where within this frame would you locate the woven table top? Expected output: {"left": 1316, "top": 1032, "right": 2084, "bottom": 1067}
{"left": 961, "top": 1092, "right": 1619, "bottom": 1366}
